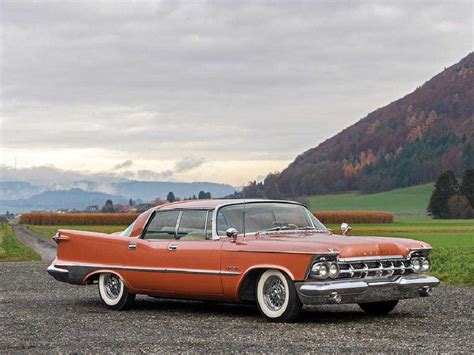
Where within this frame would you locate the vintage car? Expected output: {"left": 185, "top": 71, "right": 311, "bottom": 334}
{"left": 48, "top": 199, "right": 439, "bottom": 322}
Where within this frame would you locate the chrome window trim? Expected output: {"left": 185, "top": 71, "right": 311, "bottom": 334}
{"left": 140, "top": 208, "right": 211, "bottom": 240}
{"left": 212, "top": 200, "right": 305, "bottom": 240}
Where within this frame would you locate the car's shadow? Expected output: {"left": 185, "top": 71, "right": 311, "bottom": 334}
{"left": 79, "top": 296, "right": 416, "bottom": 323}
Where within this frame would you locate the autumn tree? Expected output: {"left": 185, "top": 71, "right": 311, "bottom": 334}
{"left": 427, "top": 170, "right": 459, "bottom": 218}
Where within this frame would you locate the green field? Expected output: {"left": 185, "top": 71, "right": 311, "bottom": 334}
{"left": 309, "top": 183, "right": 434, "bottom": 214}
{"left": 28, "top": 225, "right": 127, "bottom": 239}
{"left": 0, "top": 224, "right": 41, "bottom": 262}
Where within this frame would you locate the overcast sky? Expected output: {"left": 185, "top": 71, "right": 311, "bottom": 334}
{"left": 1, "top": 0, "right": 472, "bottom": 186}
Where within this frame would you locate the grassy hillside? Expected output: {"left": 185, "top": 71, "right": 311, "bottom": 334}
{"left": 308, "top": 183, "right": 434, "bottom": 214}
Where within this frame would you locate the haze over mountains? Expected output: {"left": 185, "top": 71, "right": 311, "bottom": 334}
{"left": 277, "top": 53, "right": 474, "bottom": 196}
{"left": 0, "top": 176, "right": 235, "bottom": 213}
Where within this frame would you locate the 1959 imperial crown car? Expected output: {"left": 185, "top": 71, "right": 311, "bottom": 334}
{"left": 48, "top": 199, "right": 439, "bottom": 322}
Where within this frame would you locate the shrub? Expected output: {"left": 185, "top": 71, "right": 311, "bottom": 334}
{"left": 447, "top": 195, "right": 474, "bottom": 219}
{"left": 313, "top": 211, "right": 394, "bottom": 224}
{"left": 19, "top": 213, "right": 139, "bottom": 226}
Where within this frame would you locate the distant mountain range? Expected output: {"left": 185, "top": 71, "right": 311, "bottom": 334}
{"left": 277, "top": 52, "right": 474, "bottom": 195}
{"left": 0, "top": 180, "right": 236, "bottom": 213}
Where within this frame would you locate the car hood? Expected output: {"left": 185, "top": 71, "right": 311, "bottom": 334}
{"left": 226, "top": 233, "right": 431, "bottom": 258}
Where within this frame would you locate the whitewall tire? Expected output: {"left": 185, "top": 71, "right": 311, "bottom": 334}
{"left": 256, "top": 269, "right": 302, "bottom": 322}
{"left": 98, "top": 273, "right": 135, "bottom": 310}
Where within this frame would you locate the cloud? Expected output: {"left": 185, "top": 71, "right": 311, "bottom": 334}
{"left": 137, "top": 169, "right": 174, "bottom": 180}
{"left": 1, "top": 0, "right": 472, "bottom": 181}
{"left": 112, "top": 160, "right": 133, "bottom": 170}
{"left": 175, "top": 157, "right": 205, "bottom": 173}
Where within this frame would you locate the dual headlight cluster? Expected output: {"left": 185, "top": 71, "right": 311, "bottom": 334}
{"left": 411, "top": 256, "right": 431, "bottom": 273}
{"left": 310, "top": 261, "right": 340, "bottom": 279}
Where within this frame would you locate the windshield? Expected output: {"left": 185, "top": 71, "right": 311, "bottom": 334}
{"left": 217, "top": 202, "right": 327, "bottom": 236}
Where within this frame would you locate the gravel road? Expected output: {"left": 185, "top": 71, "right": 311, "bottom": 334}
{"left": 0, "top": 262, "right": 472, "bottom": 353}
{"left": 12, "top": 225, "right": 56, "bottom": 262}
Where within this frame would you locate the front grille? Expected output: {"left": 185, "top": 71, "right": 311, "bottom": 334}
{"left": 338, "top": 259, "right": 413, "bottom": 279}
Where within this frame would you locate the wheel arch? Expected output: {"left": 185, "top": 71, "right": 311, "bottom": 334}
{"left": 83, "top": 269, "right": 130, "bottom": 289}
{"left": 237, "top": 265, "right": 295, "bottom": 303}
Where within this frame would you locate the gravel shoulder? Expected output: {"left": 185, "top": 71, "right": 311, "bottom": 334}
{"left": 0, "top": 262, "right": 473, "bottom": 353}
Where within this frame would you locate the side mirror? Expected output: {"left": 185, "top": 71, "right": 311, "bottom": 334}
{"left": 226, "top": 228, "right": 239, "bottom": 243}
{"left": 341, "top": 222, "right": 352, "bottom": 236}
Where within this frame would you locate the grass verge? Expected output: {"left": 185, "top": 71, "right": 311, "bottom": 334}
{"left": 0, "top": 224, "right": 41, "bottom": 262}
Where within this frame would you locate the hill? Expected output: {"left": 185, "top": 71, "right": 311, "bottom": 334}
{"left": 308, "top": 183, "right": 434, "bottom": 215}
{"left": 277, "top": 53, "right": 474, "bottom": 196}
{"left": 0, "top": 188, "right": 128, "bottom": 212}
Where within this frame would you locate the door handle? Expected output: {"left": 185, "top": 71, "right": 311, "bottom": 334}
{"left": 128, "top": 242, "right": 137, "bottom": 250}
{"left": 168, "top": 243, "right": 178, "bottom": 251}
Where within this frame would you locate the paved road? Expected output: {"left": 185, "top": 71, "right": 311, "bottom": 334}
{"left": 12, "top": 225, "right": 56, "bottom": 262}
{"left": 0, "top": 262, "right": 472, "bottom": 353}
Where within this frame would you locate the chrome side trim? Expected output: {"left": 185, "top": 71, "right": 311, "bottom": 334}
{"left": 55, "top": 262, "right": 240, "bottom": 276}
{"left": 226, "top": 249, "right": 336, "bottom": 255}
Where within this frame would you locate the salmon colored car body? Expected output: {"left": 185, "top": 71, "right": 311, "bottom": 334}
{"left": 48, "top": 199, "right": 439, "bottom": 322}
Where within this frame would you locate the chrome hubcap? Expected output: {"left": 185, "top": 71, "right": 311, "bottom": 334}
{"left": 263, "top": 276, "right": 286, "bottom": 311}
{"left": 104, "top": 274, "right": 122, "bottom": 299}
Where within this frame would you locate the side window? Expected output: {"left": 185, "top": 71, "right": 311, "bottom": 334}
{"left": 143, "top": 210, "right": 180, "bottom": 240}
{"left": 177, "top": 210, "right": 207, "bottom": 241}
{"left": 206, "top": 211, "right": 213, "bottom": 239}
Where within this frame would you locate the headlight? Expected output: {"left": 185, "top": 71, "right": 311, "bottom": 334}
{"left": 421, "top": 258, "right": 431, "bottom": 272}
{"left": 412, "top": 258, "right": 422, "bottom": 273}
{"left": 311, "top": 262, "right": 329, "bottom": 279}
{"left": 328, "top": 262, "right": 340, "bottom": 278}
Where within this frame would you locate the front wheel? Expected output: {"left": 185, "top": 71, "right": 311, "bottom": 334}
{"left": 98, "top": 273, "right": 135, "bottom": 310}
{"left": 358, "top": 300, "right": 399, "bottom": 315}
{"left": 256, "top": 269, "right": 302, "bottom": 322}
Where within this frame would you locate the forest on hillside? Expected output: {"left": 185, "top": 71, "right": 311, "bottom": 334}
{"left": 271, "top": 53, "right": 474, "bottom": 196}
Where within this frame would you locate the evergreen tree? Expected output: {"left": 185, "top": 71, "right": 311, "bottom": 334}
{"left": 101, "top": 199, "right": 114, "bottom": 213}
{"left": 462, "top": 144, "right": 474, "bottom": 170}
{"left": 428, "top": 170, "right": 459, "bottom": 218}
{"left": 460, "top": 169, "right": 474, "bottom": 207}
{"left": 166, "top": 191, "right": 176, "bottom": 203}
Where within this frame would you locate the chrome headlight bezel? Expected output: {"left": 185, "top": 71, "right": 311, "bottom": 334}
{"left": 411, "top": 256, "right": 431, "bottom": 273}
{"left": 309, "top": 259, "right": 340, "bottom": 280}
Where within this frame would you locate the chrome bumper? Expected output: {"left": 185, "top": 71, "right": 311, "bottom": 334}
{"left": 295, "top": 275, "right": 440, "bottom": 305}
{"left": 47, "top": 262, "right": 69, "bottom": 283}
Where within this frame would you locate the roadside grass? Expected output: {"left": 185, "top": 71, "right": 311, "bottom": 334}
{"left": 28, "top": 225, "right": 127, "bottom": 238}
{"left": 327, "top": 215, "right": 474, "bottom": 286}
{"left": 0, "top": 224, "right": 41, "bottom": 262}
{"left": 308, "top": 183, "right": 434, "bottom": 214}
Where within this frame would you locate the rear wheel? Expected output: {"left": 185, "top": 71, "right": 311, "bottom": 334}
{"left": 256, "top": 269, "right": 302, "bottom": 322}
{"left": 98, "top": 273, "right": 135, "bottom": 310}
{"left": 358, "top": 300, "right": 398, "bottom": 315}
